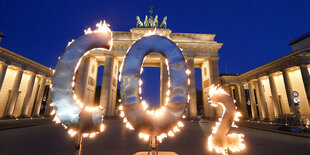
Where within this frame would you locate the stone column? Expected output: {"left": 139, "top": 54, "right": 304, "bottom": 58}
{"left": 160, "top": 58, "right": 169, "bottom": 106}
{"left": 248, "top": 82, "right": 258, "bottom": 119}
{"left": 300, "top": 65, "right": 310, "bottom": 107}
{"left": 187, "top": 58, "right": 197, "bottom": 118}
{"left": 33, "top": 76, "right": 46, "bottom": 116}
{"left": 223, "top": 84, "right": 230, "bottom": 94}
{"left": 201, "top": 60, "right": 214, "bottom": 118}
{"left": 43, "top": 86, "right": 52, "bottom": 116}
{"left": 4, "top": 68, "right": 23, "bottom": 117}
{"left": 257, "top": 78, "right": 269, "bottom": 120}
{"left": 268, "top": 74, "right": 281, "bottom": 117}
{"left": 282, "top": 70, "right": 296, "bottom": 113}
{"left": 100, "top": 56, "right": 118, "bottom": 116}
{"left": 0, "top": 62, "right": 8, "bottom": 90}
{"left": 209, "top": 58, "right": 220, "bottom": 84}
{"left": 20, "top": 72, "right": 36, "bottom": 117}
{"left": 256, "top": 79, "right": 270, "bottom": 120}
{"left": 234, "top": 84, "right": 242, "bottom": 109}
{"left": 239, "top": 84, "right": 249, "bottom": 118}
{"left": 229, "top": 86, "right": 235, "bottom": 100}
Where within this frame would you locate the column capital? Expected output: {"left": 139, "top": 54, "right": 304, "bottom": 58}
{"left": 258, "top": 76, "right": 268, "bottom": 80}
{"left": 241, "top": 82, "right": 249, "bottom": 86}
{"left": 0, "top": 61, "right": 8, "bottom": 66}
{"left": 268, "top": 71, "right": 281, "bottom": 77}
{"left": 8, "top": 65, "right": 22, "bottom": 71}
{"left": 299, "top": 64, "right": 310, "bottom": 68}
{"left": 249, "top": 79, "right": 258, "bottom": 83}
{"left": 24, "top": 70, "right": 36, "bottom": 75}
{"left": 36, "top": 74, "right": 46, "bottom": 78}
{"left": 283, "top": 66, "right": 299, "bottom": 72}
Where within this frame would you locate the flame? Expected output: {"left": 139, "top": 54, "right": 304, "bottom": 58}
{"left": 89, "top": 132, "right": 97, "bottom": 138}
{"left": 144, "top": 28, "right": 157, "bottom": 36}
{"left": 68, "top": 129, "right": 77, "bottom": 137}
{"left": 208, "top": 85, "right": 229, "bottom": 97}
{"left": 84, "top": 20, "right": 111, "bottom": 34}
{"left": 53, "top": 116, "right": 61, "bottom": 124}
{"left": 100, "top": 123, "right": 105, "bottom": 132}
{"left": 126, "top": 122, "right": 135, "bottom": 130}
{"left": 207, "top": 85, "right": 245, "bottom": 154}
{"left": 157, "top": 133, "right": 168, "bottom": 143}
{"left": 67, "top": 39, "right": 75, "bottom": 47}
{"left": 50, "top": 109, "right": 56, "bottom": 115}
{"left": 185, "top": 69, "right": 191, "bottom": 75}
{"left": 139, "top": 132, "right": 150, "bottom": 141}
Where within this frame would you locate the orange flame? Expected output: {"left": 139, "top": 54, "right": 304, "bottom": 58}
{"left": 84, "top": 20, "right": 111, "bottom": 34}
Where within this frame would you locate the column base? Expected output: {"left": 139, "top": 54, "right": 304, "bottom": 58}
{"left": 1, "top": 115, "right": 16, "bottom": 119}
{"left": 31, "top": 114, "right": 40, "bottom": 117}
{"left": 134, "top": 152, "right": 178, "bottom": 155}
{"left": 18, "top": 114, "right": 31, "bottom": 118}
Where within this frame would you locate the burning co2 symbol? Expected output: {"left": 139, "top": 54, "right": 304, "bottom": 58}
{"left": 51, "top": 21, "right": 112, "bottom": 139}
{"left": 207, "top": 85, "right": 245, "bottom": 154}
{"left": 118, "top": 34, "right": 189, "bottom": 144}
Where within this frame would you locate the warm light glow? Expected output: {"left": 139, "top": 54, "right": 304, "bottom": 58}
{"left": 118, "top": 105, "right": 123, "bottom": 111}
{"left": 85, "top": 106, "right": 99, "bottom": 112}
{"left": 168, "top": 131, "right": 174, "bottom": 137}
{"left": 139, "top": 132, "right": 150, "bottom": 141}
{"left": 126, "top": 122, "right": 135, "bottom": 130}
{"left": 100, "top": 123, "right": 105, "bottom": 132}
{"left": 84, "top": 20, "right": 111, "bottom": 34}
{"left": 144, "top": 28, "right": 157, "bottom": 36}
{"left": 207, "top": 85, "right": 245, "bottom": 154}
{"left": 157, "top": 133, "right": 167, "bottom": 143}
{"left": 120, "top": 111, "right": 125, "bottom": 118}
{"left": 208, "top": 85, "right": 229, "bottom": 97}
{"left": 68, "top": 129, "right": 77, "bottom": 137}
{"left": 173, "top": 126, "right": 180, "bottom": 132}
{"left": 53, "top": 116, "right": 61, "bottom": 124}
{"left": 50, "top": 109, "right": 56, "bottom": 115}
{"left": 185, "top": 69, "right": 191, "bottom": 75}
{"left": 177, "top": 121, "right": 184, "bottom": 127}
{"left": 89, "top": 132, "right": 97, "bottom": 138}
{"left": 67, "top": 39, "right": 75, "bottom": 47}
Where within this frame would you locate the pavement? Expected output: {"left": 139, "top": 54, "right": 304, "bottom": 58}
{"left": 0, "top": 116, "right": 52, "bottom": 130}
{"left": 0, "top": 118, "right": 309, "bottom": 155}
{"left": 236, "top": 120, "right": 310, "bottom": 138}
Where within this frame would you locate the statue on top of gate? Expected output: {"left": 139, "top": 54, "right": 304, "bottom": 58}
{"left": 136, "top": 6, "right": 167, "bottom": 29}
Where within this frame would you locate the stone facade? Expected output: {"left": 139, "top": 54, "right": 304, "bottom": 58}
{"left": 0, "top": 47, "right": 53, "bottom": 118}
{"left": 0, "top": 28, "right": 223, "bottom": 119}
{"left": 79, "top": 28, "right": 223, "bottom": 118}
{"left": 221, "top": 34, "right": 310, "bottom": 121}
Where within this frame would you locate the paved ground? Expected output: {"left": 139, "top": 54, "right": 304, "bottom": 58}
{"left": 0, "top": 119, "right": 309, "bottom": 155}
{"left": 0, "top": 117, "right": 51, "bottom": 130}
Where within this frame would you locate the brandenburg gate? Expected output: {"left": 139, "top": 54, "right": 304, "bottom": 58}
{"left": 75, "top": 28, "right": 223, "bottom": 118}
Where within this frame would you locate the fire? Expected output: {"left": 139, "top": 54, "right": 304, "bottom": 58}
{"left": 208, "top": 85, "right": 229, "bottom": 97}
{"left": 84, "top": 20, "right": 111, "bottom": 34}
{"left": 100, "top": 123, "right": 105, "bottom": 132}
{"left": 67, "top": 39, "right": 75, "bottom": 47}
{"left": 144, "top": 28, "right": 157, "bottom": 37}
{"left": 53, "top": 115, "right": 61, "bottom": 124}
{"left": 139, "top": 132, "right": 150, "bottom": 141}
{"left": 68, "top": 129, "right": 77, "bottom": 137}
{"left": 207, "top": 85, "right": 245, "bottom": 154}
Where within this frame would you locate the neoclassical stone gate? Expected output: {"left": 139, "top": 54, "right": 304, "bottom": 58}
{"left": 75, "top": 28, "right": 223, "bottom": 118}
